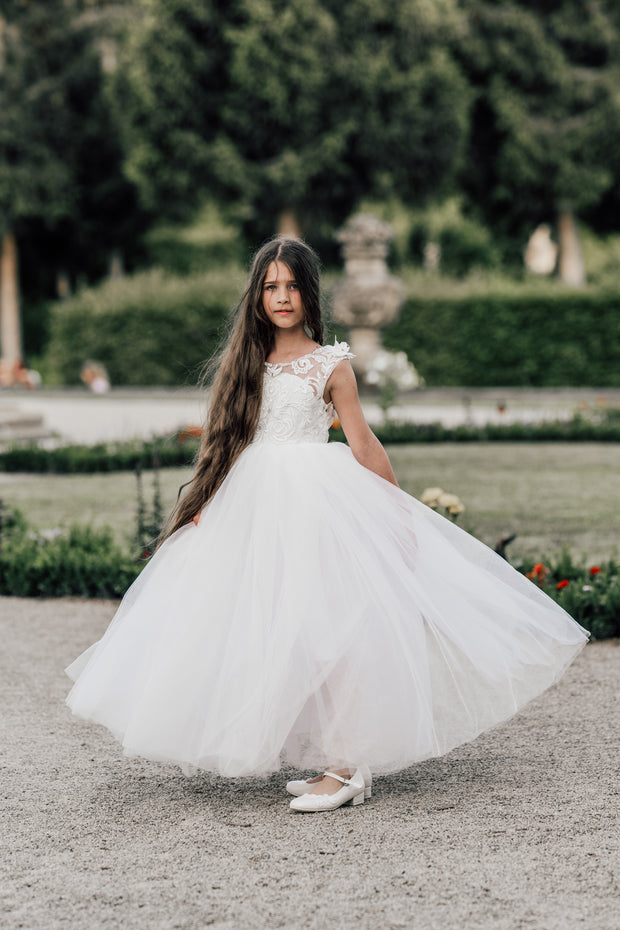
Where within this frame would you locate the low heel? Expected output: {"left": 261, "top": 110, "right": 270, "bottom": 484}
{"left": 364, "top": 786, "right": 372, "bottom": 800}
{"left": 349, "top": 792, "right": 364, "bottom": 806}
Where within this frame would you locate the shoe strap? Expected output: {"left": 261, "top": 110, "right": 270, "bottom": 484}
{"left": 323, "top": 771, "right": 350, "bottom": 785}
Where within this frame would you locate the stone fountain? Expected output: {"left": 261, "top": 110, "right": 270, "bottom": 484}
{"left": 331, "top": 214, "right": 404, "bottom": 381}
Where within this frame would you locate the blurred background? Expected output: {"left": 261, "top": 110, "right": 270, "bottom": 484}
{"left": 1, "top": 0, "right": 619, "bottom": 390}
{"left": 1, "top": 1, "right": 620, "bottom": 607}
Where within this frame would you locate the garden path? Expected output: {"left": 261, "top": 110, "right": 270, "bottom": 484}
{"left": 1, "top": 597, "right": 618, "bottom": 930}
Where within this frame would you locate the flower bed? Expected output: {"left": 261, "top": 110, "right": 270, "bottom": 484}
{"left": 520, "top": 553, "right": 620, "bottom": 640}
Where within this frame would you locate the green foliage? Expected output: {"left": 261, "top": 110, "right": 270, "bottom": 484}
{"left": 383, "top": 291, "right": 620, "bottom": 386}
{"left": 0, "top": 1, "right": 146, "bottom": 303}
{"left": 331, "top": 412, "right": 620, "bottom": 444}
{"left": 0, "top": 438, "right": 199, "bottom": 474}
{"left": 114, "top": 0, "right": 470, "bottom": 244}
{"left": 518, "top": 551, "right": 620, "bottom": 641}
{"left": 458, "top": 0, "right": 620, "bottom": 236}
{"left": 0, "top": 518, "right": 140, "bottom": 598}
{"left": 4, "top": 413, "right": 619, "bottom": 478}
{"left": 144, "top": 203, "right": 245, "bottom": 274}
{"left": 44, "top": 268, "right": 243, "bottom": 386}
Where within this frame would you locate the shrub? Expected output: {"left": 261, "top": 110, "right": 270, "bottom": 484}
{"left": 383, "top": 291, "right": 620, "bottom": 386}
{"left": 518, "top": 551, "right": 620, "bottom": 641}
{"left": 0, "top": 521, "right": 140, "bottom": 598}
{"left": 0, "top": 438, "right": 199, "bottom": 474}
{"left": 44, "top": 268, "right": 244, "bottom": 386}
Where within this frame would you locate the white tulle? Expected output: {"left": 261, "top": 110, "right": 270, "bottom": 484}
{"left": 66, "top": 341, "right": 588, "bottom": 777}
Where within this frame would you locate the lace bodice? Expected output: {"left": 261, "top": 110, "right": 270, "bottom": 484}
{"left": 253, "top": 340, "right": 354, "bottom": 445}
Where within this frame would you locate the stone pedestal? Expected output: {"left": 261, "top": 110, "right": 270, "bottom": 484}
{"left": 331, "top": 215, "right": 404, "bottom": 381}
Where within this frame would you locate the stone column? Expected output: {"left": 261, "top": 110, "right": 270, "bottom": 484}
{"left": 0, "top": 230, "right": 22, "bottom": 367}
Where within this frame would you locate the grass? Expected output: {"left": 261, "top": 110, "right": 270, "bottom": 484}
{"left": 1, "top": 443, "right": 617, "bottom": 563}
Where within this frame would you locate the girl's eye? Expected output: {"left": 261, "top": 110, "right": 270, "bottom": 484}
{"left": 289, "top": 283, "right": 298, "bottom": 290}
{"left": 265, "top": 284, "right": 276, "bottom": 290}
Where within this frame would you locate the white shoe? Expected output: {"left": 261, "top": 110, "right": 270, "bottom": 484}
{"left": 287, "top": 763, "right": 372, "bottom": 799}
{"left": 289, "top": 768, "right": 366, "bottom": 813}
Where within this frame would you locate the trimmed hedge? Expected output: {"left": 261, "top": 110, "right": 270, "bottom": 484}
{"left": 0, "top": 439, "right": 197, "bottom": 474}
{"left": 383, "top": 291, "right": 620, "bottom": 386}
{"left": 45, "top": 269, "right": 243, "bottom": 386}
{"left": 2, "top": 413, "right": 620, "bottom": 474}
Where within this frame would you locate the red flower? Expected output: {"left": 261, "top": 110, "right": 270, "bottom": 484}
{"left": 526, "top": 562, "right": 549, "bottom": 587}
{"left": 589, "top": 566, "right": 601, "bottom": 576}
{"left": 557, "top": 579, "right": 569, "bottom": 590}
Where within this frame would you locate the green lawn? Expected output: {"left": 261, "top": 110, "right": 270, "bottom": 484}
{"left": 1, "top": 443, "right": 618, "bottom": 563}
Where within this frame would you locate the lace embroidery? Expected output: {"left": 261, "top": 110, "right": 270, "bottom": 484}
{"left": 254, "top": 340, "right": 354, "bottom": 445}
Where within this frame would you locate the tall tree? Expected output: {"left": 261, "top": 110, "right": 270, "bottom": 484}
{"left": 458, "top": 0, "right": 620, "bottom": 281}
{"left": 114, "top": 0, "right": 470, "bottom": 248}
{"left": 0, "top": 1, "right": 144, "bottom": 364}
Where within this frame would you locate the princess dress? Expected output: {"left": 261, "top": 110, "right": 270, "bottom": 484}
{"left": 66, "top": 341, "right": 588, "bottom": 778}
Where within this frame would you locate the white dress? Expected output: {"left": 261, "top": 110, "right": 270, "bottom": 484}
{"left": 66, "top": 341, "right": 588, "bottom": 777}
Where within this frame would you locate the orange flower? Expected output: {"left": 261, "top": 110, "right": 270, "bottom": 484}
{"left": 589, "top": 566, "right": 601, "bottom": 576}
{"left": 331, "top": 418, "right": 341, "bottom": 430}
{"left": 526, "top": 562, "right": 549, "bottom": 586}
{"left": 557, "top": 579, "right": 569, "bottom": 590}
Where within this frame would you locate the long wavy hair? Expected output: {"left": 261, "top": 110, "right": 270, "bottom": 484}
{"left": 160, "top": 236, "right": 324, "bottom": 542}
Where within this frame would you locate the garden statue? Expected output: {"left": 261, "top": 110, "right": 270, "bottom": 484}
{"left": 332, "top": 214, "right": 423, "bottom": 396}
{"left": 524, "top": 224, "right": 558, "bottom": 275}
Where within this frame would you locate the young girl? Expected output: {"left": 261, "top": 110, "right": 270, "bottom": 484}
{"left": 66, "top": 237, "right": 588, "bottom": 813}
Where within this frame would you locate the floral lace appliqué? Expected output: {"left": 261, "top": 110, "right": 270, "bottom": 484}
{"left": 254, "top": 340, "right": 354, "bottom": 445}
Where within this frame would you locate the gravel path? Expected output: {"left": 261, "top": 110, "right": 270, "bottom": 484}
{"left": 1, "top": 597, "right": 618, "bottom": 930}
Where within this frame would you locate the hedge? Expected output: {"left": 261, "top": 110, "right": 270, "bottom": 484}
{"left": 45, "top": 269, "right": 243, "bottom": 386}
{"left": 0, "top": 521, "right": 141, "bottom": 598}
{"left": 43, "top": 269, "right": 620, "bottom": 388}
{"left": 383, "top": 291, "right": 620, "bottom": 386}
{"left": 2, "top": 413, "right": 620, "bottom": 474}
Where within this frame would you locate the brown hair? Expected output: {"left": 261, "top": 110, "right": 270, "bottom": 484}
{"left": 160, "top": 236, "right": 323, "bottom": 542}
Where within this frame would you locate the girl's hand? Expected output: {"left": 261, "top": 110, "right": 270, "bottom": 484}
{"left": 326, "top": 360, "right": 399, "bottom": 487}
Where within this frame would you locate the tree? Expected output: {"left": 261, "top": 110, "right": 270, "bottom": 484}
{"left": 458, "top": 0, "right": 620, "bottom": 282}
{"left": 113, "top": 0, "right": 470, "bottom": 249}
{"left": 0, "top": 1, "right": 145, "bottom": 365}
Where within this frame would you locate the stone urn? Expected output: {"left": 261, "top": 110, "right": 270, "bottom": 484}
{"left": 331, "top": 214, "right": 404, "bottom": 380}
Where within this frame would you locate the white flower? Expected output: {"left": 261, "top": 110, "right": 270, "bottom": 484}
{"left": 421, "top": 487, "right": 444, "bottom": 508}
{"left": 366, "top": 348, "right": 424, "bottom": 390}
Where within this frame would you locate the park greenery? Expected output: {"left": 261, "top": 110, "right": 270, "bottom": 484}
{"left": 1, "top": 0, "right": 620, "bottom": 381}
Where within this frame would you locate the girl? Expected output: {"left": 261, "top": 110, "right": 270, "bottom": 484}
{"left": 66, "top": 237, "right": 588, "bottom": 813}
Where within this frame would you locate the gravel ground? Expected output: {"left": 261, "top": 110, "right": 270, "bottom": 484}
{"left": 1, "top": 597, "right": 618, "bottom": 930}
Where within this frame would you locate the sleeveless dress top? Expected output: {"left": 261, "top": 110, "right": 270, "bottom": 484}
{"left": 66, "top": 340, "right": 588, "bottom": 778}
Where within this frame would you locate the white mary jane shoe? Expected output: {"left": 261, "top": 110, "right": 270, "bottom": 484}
{"left": 289, "top": 768, "right": 366, "bottom": 813}
{"left": 287, "top": 763, "right": 372, "bottom": 800}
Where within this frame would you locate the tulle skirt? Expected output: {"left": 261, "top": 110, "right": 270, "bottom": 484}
{"left": 66, "top": 441, "right": 588, "bottom": 777}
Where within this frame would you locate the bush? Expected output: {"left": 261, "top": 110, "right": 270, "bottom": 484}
{"left": 518, "top": 551, "right": 620, "bottom": 641}
{"left": 0, "top": 437, "right": 199, "bottom": 473}
{"left": 2, "top": 412, "right": 620, "bottom": 476}
{"left": 44, "top": 268, "right": 244, "bottom": 386}
{"left": 383, "top": 291, "right": 620, "bottom": 386}
{"left": 0, "top": 521, "right": 140, "bottom": 598}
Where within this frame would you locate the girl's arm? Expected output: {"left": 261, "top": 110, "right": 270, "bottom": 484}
{"left": 326, "top": 360, "right": 399, "bottom": 487}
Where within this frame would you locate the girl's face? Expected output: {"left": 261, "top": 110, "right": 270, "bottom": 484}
{"left": 262, "top": 261, "right": 305, "bottom": 332}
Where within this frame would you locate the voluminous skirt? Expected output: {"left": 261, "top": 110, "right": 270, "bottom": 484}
{"left": 66, "top": 442, "right": 588, "bottom": 777}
